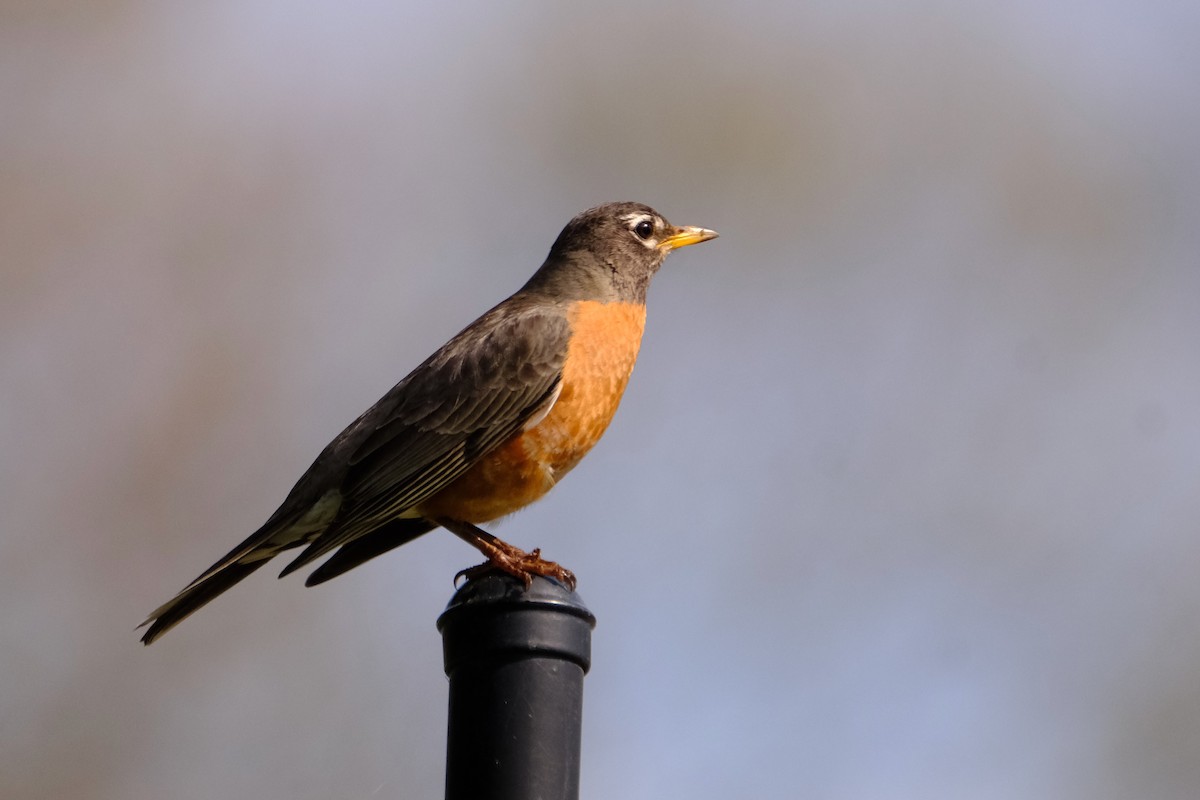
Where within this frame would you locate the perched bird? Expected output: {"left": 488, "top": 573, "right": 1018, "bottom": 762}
{"left": 140, "top": 202, "right": 717, "bottom": 644}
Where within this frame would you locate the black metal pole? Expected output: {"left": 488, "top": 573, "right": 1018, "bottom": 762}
{"left": 438, "top": 573, "right": 595, "bottom": 800}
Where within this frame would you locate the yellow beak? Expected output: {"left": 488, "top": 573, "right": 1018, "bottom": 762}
{"left": 659, "top": 225, "right": 719, "bottom": 252}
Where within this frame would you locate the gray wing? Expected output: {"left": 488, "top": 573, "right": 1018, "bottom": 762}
{"left": 277, "top": 298, "right": 570, "bottom": 573}
{"left": 140, "top": 295, "right": 568, "bottom": 644}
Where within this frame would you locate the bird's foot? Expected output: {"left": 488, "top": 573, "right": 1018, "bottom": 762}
{"left": 454, "top": 546, "right": 577, "bottom": 590}
{"left": 438, "top": 516, "right": 577, "bottom": 590}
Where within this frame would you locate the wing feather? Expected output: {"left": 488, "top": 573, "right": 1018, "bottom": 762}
{"left": 141, "top": 295, "right": 571, "bottom": 636}
{"left": 275, "top": 298, "right": 569, "bottom": 575}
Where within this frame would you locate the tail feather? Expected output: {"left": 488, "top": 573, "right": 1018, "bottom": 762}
{"left": 140, "top": 517, "right": 437, "bottom": 644}
{"left": 303, "top": 519, "right": 436, "bottom": 587}
{"left": 139, "top": 559, "right": 269, "bottom": 645}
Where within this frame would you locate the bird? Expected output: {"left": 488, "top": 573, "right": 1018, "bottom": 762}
{"left": 139, "top": 202, "right": 717, "bottom": 644}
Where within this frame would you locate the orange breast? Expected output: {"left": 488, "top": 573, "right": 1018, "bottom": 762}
{"left": 417, "top": 300, "right": 647, "bottom": 523}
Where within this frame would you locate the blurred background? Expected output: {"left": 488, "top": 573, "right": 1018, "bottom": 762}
{"left": 3, "top": 1, "right": 1198, "bottom": 798}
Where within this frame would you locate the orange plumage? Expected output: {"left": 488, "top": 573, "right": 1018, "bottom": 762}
{"left": 417, "top": 300, "right": 646, "bottom": 522}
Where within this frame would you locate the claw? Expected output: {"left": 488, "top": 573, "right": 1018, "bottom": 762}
{"left": 437, "top": 517, "right": 577, "bottom": 591}
{"left": 453, "top": 549, "right": 576, "bottom": 590}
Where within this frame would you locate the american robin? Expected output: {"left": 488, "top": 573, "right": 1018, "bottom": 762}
{"left": 139, "top": 202, "right": 717, "bottom": 644}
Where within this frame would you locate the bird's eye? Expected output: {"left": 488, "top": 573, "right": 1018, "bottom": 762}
{"left": 633, "top": 220, "right": 655, "bottom": 240}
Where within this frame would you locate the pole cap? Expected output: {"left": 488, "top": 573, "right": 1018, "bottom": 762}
{"left": 438, "top": 574, "right": 596, "bottom": 675}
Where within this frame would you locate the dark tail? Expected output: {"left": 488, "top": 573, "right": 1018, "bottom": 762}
{"left": 302, "top": 519, "right": 436, "bottom": 586}
{"left": 139, "top": 559, "right": 270, "bottom": 645}
{"left": 140, "top": 518, "right": 437, "bottom": 644}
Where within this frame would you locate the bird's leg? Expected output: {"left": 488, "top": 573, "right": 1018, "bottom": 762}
{"left": 435, "top": 518, "right": 576, "bottom": 590}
